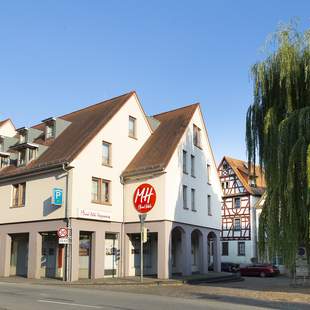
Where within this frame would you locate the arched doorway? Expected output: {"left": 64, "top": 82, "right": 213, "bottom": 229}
{"left": 171, "top": 227, "right": 184, "bottom": 275}
{"left": 207, "top": 231, "right": 219, "bottom": 272}
{"left": 191, "top": 229, "right": 203, "bottom": 274}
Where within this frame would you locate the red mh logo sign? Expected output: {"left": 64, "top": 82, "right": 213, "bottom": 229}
{"left": 133, "top": 183, "right": 156, "bottom": 214}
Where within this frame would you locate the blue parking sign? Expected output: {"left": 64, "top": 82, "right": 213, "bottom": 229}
{"left": 53, "top": 188, "right": 63, "bottom": 206}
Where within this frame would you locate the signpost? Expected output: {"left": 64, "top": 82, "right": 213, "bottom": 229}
{"left": 133, "top": 183, "right": 156, "bottom": 283}
{"left": 57, "top": 227, "right": 70, "bottom": 245}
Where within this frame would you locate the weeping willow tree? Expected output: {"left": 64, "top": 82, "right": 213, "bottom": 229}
{"left": 246, "top": 24, "right": 310, "bottom": 271}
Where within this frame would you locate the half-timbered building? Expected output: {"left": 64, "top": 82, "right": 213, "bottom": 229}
{"left": 218, "top": 156, "right": 265, "bottom": 264}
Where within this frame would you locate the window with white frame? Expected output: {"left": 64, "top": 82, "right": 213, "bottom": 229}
{"left": 91, "top": 177, "right": 111, "bottom": 204}
{"left": 102, "top": 141, "right": 111, "bottom": 166}
{"left": 18, "top": 149, "right": 27, "bottom": 166}
{"left": 234, "top": 218, "right": 241, "bottom": 230}
{"left": 191, "top": 155, "right": 195, "bottom": 177}
{"left": 0, "top": 156, "right": 9, "bottom": 168}
{"left": 128, "top": 116, "right": 137, "bottom": 138}
{"left": 222, "top": 242, "right": 229, "bottom": 256}
{"left": 183, "top": 150, "right": 188, "bottom": 174}
{"left": 238, "top": 242, "right": 245, "bottom": 256}
{"left": 182, "top": 185, "right": 188, "bottom": 209}
{"left": 234, "top": 197, "right": 241, "bottom": 208}
{"left": 29, "top": 148, "right": 37, "bottom": 162}
{"left": 207, "top": 194, "right": 212, "bottom": 215}
{"left": 193, "top": 124, "right": 201, "bottom": 148}
{"left": 12, "top": 183, "right": 26, "bottom": 207}
{"left": 191, "top": 188, "right": 196, "bottom": 211}
{"left": 207, "top": 164, "right": 211, "bottom": 184}
{"left": 45, "top": 123, "right": 55, "bottom": 139}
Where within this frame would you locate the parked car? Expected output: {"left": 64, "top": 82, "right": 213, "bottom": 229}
{"left": 208, "top": 262, "right": 240, "bottom": 273}
{"left": 240, "top": 264, "right": 280, "bottom": 277}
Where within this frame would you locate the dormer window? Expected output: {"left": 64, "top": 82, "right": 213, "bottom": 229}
{"left": 46, "top": 123, "right": 55, "bottom": 139}
{"left": 0, "top": 155, "right": 9, "bottom": 168}
{"left": 18, "top": 149, "right": 27, "bottom": 166}
{"left": 19, "top": 133, "right": 26, "bottom": 144}
{"left": 249, "top": 175, "right": 257, "bottom": 187}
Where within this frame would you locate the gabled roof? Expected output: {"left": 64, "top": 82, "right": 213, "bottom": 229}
{"left": 122, "top": 103, "right": 199, "bottom": 178}
{"left": 0, "top": 91, "right": 134, "bottom": 180}
{"left": 0, "top": 118, "right": 15, "bottom": 129}
{"left": 219, "top": 156, "right": 266, "bottom": 196}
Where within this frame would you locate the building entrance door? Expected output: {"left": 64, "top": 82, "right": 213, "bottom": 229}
{"left": 41, "top": 233, "right": 60, "bottom": 278}
{"left": 105, "top": 233, "right": 119, "bottom": 277}
{"left": 79, "top": 232, "right": 92, "bottom": 279}
{"left": 10, "top": 234, "right": 29, "bottom": 277}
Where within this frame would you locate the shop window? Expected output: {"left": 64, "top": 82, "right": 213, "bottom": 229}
{"left": 222, "top": 242, "right": 229, "bottom": 256}
{"left": 11, "top": 183, "right": 26, "bottom": 207}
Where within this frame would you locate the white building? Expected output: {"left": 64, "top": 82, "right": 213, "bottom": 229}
{"left": 218, "top": 157, "right": 265, "bottom": 265}
{"left": 0, "top": 91, "right": 222, "bottom": 281}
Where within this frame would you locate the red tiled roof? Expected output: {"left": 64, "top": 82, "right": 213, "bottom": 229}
{"left": 122, "top": 103, "right": 199, "bottom": 178}
{"left": 220, "top": 156, "right": 266, "bottom": 195}
{"left": 0, "top": 92, "right": 134, "bottom": 179}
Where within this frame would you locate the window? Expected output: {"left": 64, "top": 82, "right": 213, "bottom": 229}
{"left": 207, "top": 164, "right": 211, "bottom": 184}
{"left": 193, "top": 125, "right": 201, "bottom": 148}
{"left": 222, "top": 242, "right": 229, "bottom": 256}
{"left": 29, "top": 148, "right": 37, "bottom": 162}
{"left": 102, "top": 141, "right": 111, "bottom": 166}
{"left": 0, "top": 139, "right": 3, "bottom": 152}
{"left": 91, "top": 177, "right": 111, "bottom": 204}
{"left": 191, "top": 188, "right": 196, "bottom": 211}
{"left": 234, "top": 197, "right": 241, "bottom": 208}
{"left": 238, "top": 242, "right": 245, "bottom": 256}
{"left": 191, "top": 155, "right": 195, "bottom": 177}
{"left": 0, "top": 156, "right": 9, "bottom": 168}
{"left": 18, "top": 149, "right": 27, "bottom": 166}
{"left": 128, "top": 116, "right": 136, "bottom": 138}
{"left": 182, "top": 185, "right": 188, "bottom": 209}
{"left": 182, "top": 150, "right": 187, "bottom": 174}
{"left": 223, "top": 162, "right": 228, "bottom": 170}
{"left": 45, "top": 123, "right": 55, "bottom": 139}
{"left": 207, "top": 195, "right": 212, "bottom": 215}
{"left": 19, "top": 133, "right": 26, "bottom": 144}
{"left": 12, "top": 183, "right": 26, "bottom": 207}
{"left": 234, "top": 218, "right": 241, "bottom": 230}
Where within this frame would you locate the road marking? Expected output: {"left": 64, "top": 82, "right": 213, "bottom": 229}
{"left": 37, "top": 299, "right": 102, "bottom": 308}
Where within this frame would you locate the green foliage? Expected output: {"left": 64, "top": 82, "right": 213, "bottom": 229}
{"left": 246, "top": 24, "right": 310, "bottom": 269}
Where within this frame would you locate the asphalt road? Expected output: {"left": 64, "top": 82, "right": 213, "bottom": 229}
{"left": 0, "top": 281, "right": 267, "bottom": 310}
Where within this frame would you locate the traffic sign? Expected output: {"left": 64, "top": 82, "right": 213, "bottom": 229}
{"left": 57, "top": 227, "right": 68, "bottom": 238}
{"left": 133, "top": 183, "right": 156, "bottom": 213}
{"left": 59, "top": 238, "right": 70, "bottom": 245}
{"left": 53, "top": 188, "right": 63, "bottom": 206}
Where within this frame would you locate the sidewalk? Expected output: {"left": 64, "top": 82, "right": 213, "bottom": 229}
{"left": 0, "top": 272, "right": 240, "bottom": 286}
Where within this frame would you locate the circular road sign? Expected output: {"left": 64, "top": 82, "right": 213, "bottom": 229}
{"left": 57, "top": 227, "right": 68, "bottom": 238}
{"left": 133, "top": 183, "right": 156, "bottom": 214}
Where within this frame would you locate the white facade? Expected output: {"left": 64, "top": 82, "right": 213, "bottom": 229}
{"left": 0, "top": 92, "right": 222, "bottom": 281}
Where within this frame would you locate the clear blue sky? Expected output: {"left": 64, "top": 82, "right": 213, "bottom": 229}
{"left": 0, "top": 1, "right": 309, "bottom": 163}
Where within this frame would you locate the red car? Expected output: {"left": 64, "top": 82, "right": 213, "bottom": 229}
{"left": 240, "top": 264, "right": 280, "bottom": 277}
